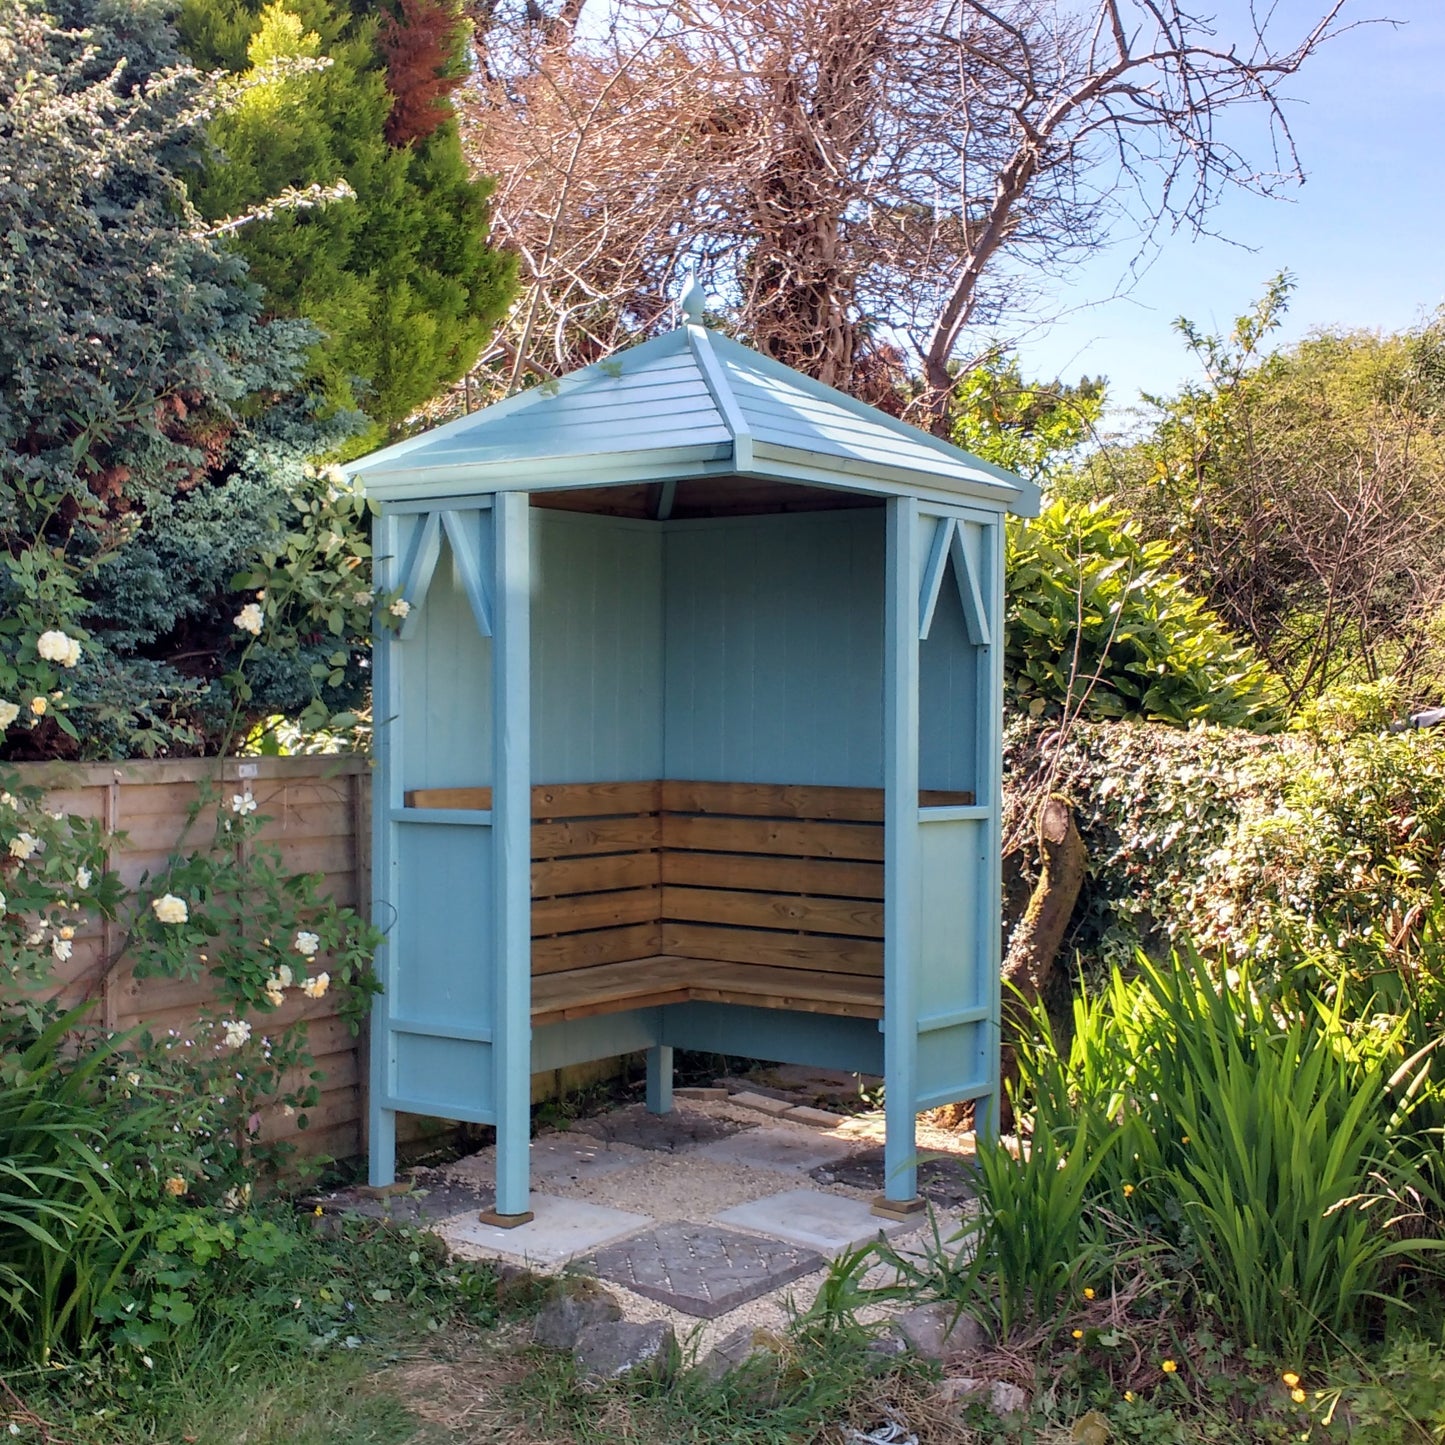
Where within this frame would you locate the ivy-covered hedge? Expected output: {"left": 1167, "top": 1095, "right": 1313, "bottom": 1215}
{"left": 1007, "top": 708, "right": 1445, "bottom": 983}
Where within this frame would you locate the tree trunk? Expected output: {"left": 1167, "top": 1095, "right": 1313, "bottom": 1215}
{"left": 997, "top": 794, "right": 1086, "bottom": 1129}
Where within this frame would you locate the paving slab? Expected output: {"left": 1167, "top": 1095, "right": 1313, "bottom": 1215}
{"left": 730, "top": 1090, "right": 795, "bottom": 1116}
{"left": 695, "top": 1125, "right": 854, "bottom": 1175}
{"left": 308, "top": 1171, "right": 494, "bottom": 1226}
{"left": 529, "top": 1133, "right": 643, "bottom": 1186}
{"left": 441, "top": 1193, "right": 652, "bottom": 1267}
{"left": 811, "top": 1145, "right": 977, "bottom": 1209}
{"left": 573, "top": 1102, "right": 751, "bottom": 1153}
{"left": 580, "top": 1221, "right": 823, "bottom": 1320}
{"left": 715, "top": 1187, "right": 914, "bottom": 1254}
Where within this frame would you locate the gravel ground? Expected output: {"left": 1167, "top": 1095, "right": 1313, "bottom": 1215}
{"left": 436, "top": 1096, "right": 977, "bottom": 1352}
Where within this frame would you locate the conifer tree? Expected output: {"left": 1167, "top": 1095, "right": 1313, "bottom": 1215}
{"left": 179, "top": 0, "right": 514, "bottom": 449}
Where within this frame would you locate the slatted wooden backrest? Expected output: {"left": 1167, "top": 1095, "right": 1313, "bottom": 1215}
{"left": 403, "top": 779, "right": 973, "bottom": 983}
{"left": 658, "top": 781, "right": 886, "bottom": 977}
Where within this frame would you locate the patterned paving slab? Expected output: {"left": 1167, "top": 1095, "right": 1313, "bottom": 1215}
{"left": 308, "top": 1171, "right": 494, "bottom": 1225}
{"left": 695, "top": 1125, "right": 854, "bottom": 1174}
{"left": 573, "top": 1103, "right": 752, "bottom": 1153}
{"left": 810, "top": 1146, "right": 978, "bottom": 1209}
{"left": 580, "top": 1221, "right": 823, "bottom": 1319}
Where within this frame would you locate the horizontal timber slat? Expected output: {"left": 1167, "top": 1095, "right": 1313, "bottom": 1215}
{"left": 661, "top": 922, "right": 884, "bottom": 977}
{"left": 532, "top": 922, "right": 662, "bottom": 975}
{"left": 533, "top": 886, "right": 659, "bottom": 936}
{"left": 662, "top": 885, "right": 883, "bottom": 939}
{"left": 533, "top": 815, "right": 662, "bottom": 858}
{"left": 533, "top": 852, "right": 660, "bottom": 898}
{"left": 660, "top": 814, "right": 882, "bottom": 861}
{"left": 659, "top": 850, "right": 882, "bottom": 899}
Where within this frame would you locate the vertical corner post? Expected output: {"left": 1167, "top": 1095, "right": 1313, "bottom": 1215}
{"left": 882, "top": 496, "right": 921, "bottom": 1204}
{"left": 975, "top": 519, "right": 1007, "bottom": 1142}
{"left": 645, "top": 1045, "right": 674, "bottom": 1115}
{"left": 368, "top": 507, "right": 401, "bottom": 1187}
{"left": 492, "top": 492, "right": 533, "bottom": 1217}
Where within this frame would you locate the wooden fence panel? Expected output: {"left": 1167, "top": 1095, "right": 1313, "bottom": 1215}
{"left": 12, "top": 757, "right": 374, "bottom": 1164}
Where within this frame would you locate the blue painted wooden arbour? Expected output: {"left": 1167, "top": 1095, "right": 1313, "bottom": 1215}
{"left": 349, "top": 292, "right": 1039, "bottom": 1224}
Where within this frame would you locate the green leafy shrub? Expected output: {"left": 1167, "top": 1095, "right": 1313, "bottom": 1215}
{"left": 0, "top": 2, "right": 389, "bottom": 762}
{"left": 0, "top": 1012, "right": 159, "bottom": 1362}
{"left": 1006, "top": 498, "right": 1284, "bottom": 730}
{"left": 891, "top": 954, "right": 1444, "bottom": 1360}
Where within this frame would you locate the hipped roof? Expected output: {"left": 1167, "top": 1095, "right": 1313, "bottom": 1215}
{"left": 348, "top": 323, "right": 1041, "bottom": 517}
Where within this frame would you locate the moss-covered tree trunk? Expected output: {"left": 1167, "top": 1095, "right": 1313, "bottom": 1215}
{"left": 998, "top": 795, "right": 1086, "bottom": 1129}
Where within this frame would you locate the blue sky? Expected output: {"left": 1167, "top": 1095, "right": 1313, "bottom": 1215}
{"left": 1009, "top": 0, "right": 1444, "bottom": 419}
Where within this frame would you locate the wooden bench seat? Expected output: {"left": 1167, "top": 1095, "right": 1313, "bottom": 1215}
{"left": 402, "top": 778, "right": 973, "bottom": 1026}
{"left": 531, "top": 955, "right": 885, "bottom": 1027}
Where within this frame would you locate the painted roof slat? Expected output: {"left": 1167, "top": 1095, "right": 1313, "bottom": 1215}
{"left": 350, "top": 321, "right": 1038, "bottom": 515}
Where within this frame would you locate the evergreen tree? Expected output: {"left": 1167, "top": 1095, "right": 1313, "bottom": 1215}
{"left": 178, "top": 0, "right": 515, "bottom": 450}
{"left": 0, "top": 0, "right": 368, "bottom": 760}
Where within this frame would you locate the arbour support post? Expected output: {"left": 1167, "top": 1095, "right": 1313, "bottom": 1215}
{"left": 367, "top": 508, "right": 401, "bottom": 1188}
{"left": 879, "top": 495, "right": 923, "bottom": 1214}
{"left": 487, "top": 490, "right": 534, "bottom": 1225}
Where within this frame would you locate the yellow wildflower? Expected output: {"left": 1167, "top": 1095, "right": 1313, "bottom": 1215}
{"left": 164, "top": 1176, "right": 186, "bottom": 1196}
{"left": 1282, "top": 1372, "right": 1300, "bottom": 1388}
{"left": 1291, "top": 1388, "right": 1306, "bottom": 1404}
{"left": 1083, "top": 1287, "right": 1095, "bottom": 1300}
{"left": 1123, "top": 1183, "right": 1135, "bottom": 1198}
{"left": 1161, "top": 1359, "right": 1178, "bottom": 1374}
{"left": 1124, "top": 1391, "right": 1135, "bottom": 1402}
{"left": 1072, "top": 1329, "right": 1083, "bottom": 1340}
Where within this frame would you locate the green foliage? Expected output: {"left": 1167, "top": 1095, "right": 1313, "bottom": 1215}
{"left": 1005, "top": 498, "right": 1284, "bottom": 730}
{"left": 0, "top": 1, "right": 376, "bottom": 760}
{"left": 0, "top": 1013, "right": 157, "bottom": 1363}
{"left": 179, "top": 0, "right": 516, "bottom": 448}
{"left": 0, "top": 764, "right": 380, "bottom": 1208}
{"left": 1078, "top": 277, "right": 1445, "bottom": 706}
{"left": 949, "top": 354, "right": 1105, "bottom": 483}
{"left": 884, "top": 954, "right": 1444, "bottom": 1363}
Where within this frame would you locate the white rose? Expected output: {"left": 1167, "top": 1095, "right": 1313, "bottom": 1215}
{"left": 230, "top": 791, "right": 257, "bottom": 815}
{"left": 221, "top": 1019, "right": 252, "bottom": 1049}
{"left": 389, "top": 598, "right": 411, "bottom": 619}
{"left": 234, "top": 603, "right": 264, "bottom": 636}
{"left": 274, "top": 963, "right": 293, "bottom": 988}
{"left": 300, "top": 972, "right": 329, "bottom": 999}
{"left": 51, "top": 937, "right": 72, "bottom": 963}
{"left": 151, "top": 893, "right": 189, "bottom": 925}
{"left": 0, "top": 893, "right": 6, "bottom": 915}
{"left": 36, "top": 630, "right": 81, "bottom": 667}
{"left": 294, "top": 930, "right": 320, "bottom": 957}
{"left": 75, "top": 866, "right": 92, "bottom": 890}
{"left": 0, "top": 701, "right": 17, "bottom": 730}
{"left": 7, "top": 833, "right": 38, "bottom": 861}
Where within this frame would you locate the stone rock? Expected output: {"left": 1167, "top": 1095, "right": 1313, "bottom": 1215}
{"left": 1071, "top": 1410, "right": 1110, "bottom": 1444}
{"left": 573, "top": 1319, "right": 677, "bottom": 1388}
{"left": 697, "top": 1323, "right": 785, "bottom": 1381}
{"left": 866, "top": 1330, "right": 909, "bottom": 1359}
{"left": 675, "top": 1086, "right": 730, "bottom": 1101}
{"left": 531, "top": 1279, "right": 623, "bottom": 1350}
{"left": 731, "top": 1091, "right": 795, "bottom": 1116}
{"left": 893, "top": 1301, "right": 986, "bottom": 1360}
{"left": 784, "top": 1105, "right": 844, "bottom": 1128}
{"left": 988, "top": 1382, "right": 1029, "bottom": 1416}
{"left": 937, "top": 1377, "right": 1029, "bottom": 1418}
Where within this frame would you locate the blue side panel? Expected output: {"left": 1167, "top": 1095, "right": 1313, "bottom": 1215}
{"left": 398, "top": 521, "right": 494, "bottom": 795}
{"left": 532, "top": 1009, "right": 665, "bottom": 1073}
{"left": 392, "top": 1035, "right": 495, "bottom": 1121}
{"left": 391, "top": 822, "right": 493, "bottom": 1029}
{"left": 531, "top": 511, "right": 664, "bottom": 782}
{"left": 662, "top": 510, "right": 885, "bottom": 786}
{"left": 913, "top": 817, "right": 989, "bottom": 1107}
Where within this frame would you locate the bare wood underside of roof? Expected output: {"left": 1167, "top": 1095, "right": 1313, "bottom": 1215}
{"left": 529, "top": 475, "right": 884, "bottom": 520}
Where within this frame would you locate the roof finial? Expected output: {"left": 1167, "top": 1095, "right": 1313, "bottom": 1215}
{"left": 679, "top": 267, "right": 708, "bottom": 326}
